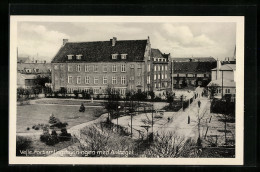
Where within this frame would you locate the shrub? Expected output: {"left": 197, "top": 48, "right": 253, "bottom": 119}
{"left": 40, "top": 132, "right": 51, "bottom": 143}
{"left": 16, "top": 136, "right": 32, "bottom": 156}
{"left": 26, "top": 127, "right": 30, "bottom": 130}
{"left": 59, "top": 128, "right": 72, "bottom": 141}
{"left": 50, "top": 122, "right": 68, "bottom": 129}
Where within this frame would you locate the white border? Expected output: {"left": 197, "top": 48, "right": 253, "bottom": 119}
{"left": 9, "top": 16, "right": 244, "bottom": 165}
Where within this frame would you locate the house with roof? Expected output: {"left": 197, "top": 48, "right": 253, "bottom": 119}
{"left": 51, "top": 37, "right": 156, "bottom": 95}
{"left": 149, "top": 48, "right": 171, "bottom": 94}
{"left": 207, "top": 61, "right": 236, "bottom": 99}
{"left": 171, "top": 57, "right": 217, "bottom": 88}
{"left": 17, "top": 62, "right": 52, "bottom": 89}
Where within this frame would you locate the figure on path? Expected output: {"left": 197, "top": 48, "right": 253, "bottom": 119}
{"left": 79, "top": 103, "right": 85, "bottom": 112}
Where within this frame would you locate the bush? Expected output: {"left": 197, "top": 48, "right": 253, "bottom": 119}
{"left": 59, "top": 128, "right": 72, "bottom": 141}
{"left": 27, "top": 127, "right": 30, "bottom": 130}
{"left": 40, "top": 130, "right": 59, "bottom": 146}
{"left": 40, "top": 132, "right": 51, "bottom": 143}
{"left": 16, "top": 136, "right": 32, "bottom": 156}
{"left": 50, "top": 122, "right": 68, "bottom": 129}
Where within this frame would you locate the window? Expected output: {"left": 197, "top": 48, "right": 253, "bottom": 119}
{"left": 68, "top": 76, "right": 73, "bottom": 84}
{"left": 154, "top": 83, "right": 157, "bottom": 88}
{"left": 162, "top": 73, "right": 164, "bottom": 79}
{"left": 138, "top": 73, "right": 141, "bottom": 76}
{"left": 112, "top": 76, "right": 117, "bottom": 84}
{"left": 226, "top": 89, "right": 230, "bottom": 94}
{"left": 130, "top": 85, "right": 134, "bottom": 90}
{"left": 154, "top": 75, "right": 156, "bottom": 80}
{"left": 158, "top": 83, "right": 161, "bottom": 88}
{"left": 103, "top": 76, "right": 108, "bottom": 84}
{"left": 165, "top": 82, "right": 167, "bottom": 87}
{"left": 94, "top": 88, "right": 99, "bottom": 94}
{"left": 165, "top": 73, "right": 167, "bottom": 79}
{"left": 77, "top": 76, "right": 81, "bottom": 84}
{"left": 137, "top": 81, "right": 141, "bottom": 85}
{"left": 130, "top": 76, "right": 134, "bottom": 81}
{"left": 130, "top": 64, "right": 134, "bottom": 69}
{"left": 112, "top": 65, "right": 117, "bottom": 72}
{"left": 54, "top": 65, "right": 59, "bottom": 70}
{"left": 112, "top": 54, "right": 118, "bottom": 59}
{"left": 103, "top": 65, "right": 107, "bottom": 72}
{"left": 148, "top": 64, "right": 150, "bottom": 72}
{"left": 85, "top": 65, "right": 90, "bottom": 72}
{"left": 148, "top": 56, "right": 150, "bottom": 61}
{"left": 154, "top": 65, "right": 157, "bottom": 71}
{"left": 158, "top": 74, "right": 160, "bottom": 79}
{"left": 76, "top": 65, "right": 81, "bottom": 72}
{"left": 147, "top": 76, "right": 150, "bottom": 84}
{"left": 158, "top": 66, "right": 161, "bottom": 71}
{"left": 121, "top": 64, "right": 126, "bottom": 72}
{"left": 76, "top": 55, "right": 82, "bottom": 60}
{"left": 120, "top": 89, "right": 126, "bottom": 95}
{"left": 121, "top": 54, "right": 127, "bottom": 59}
{"left": 162, "top": 66, "right": 164, "bottom": 71}
{"left": 137, "top": 64, "right": 141, "bottom": 69}
{"left": 85, "top": 76, "right": 90, "bottom": 84}
{"left": 35, "top": 69, "right": 39, "bottom": 73}
{"left": 94, "top": 65, "right": 98, "bottom": 72}
{"left": 165, "top": 65, "right": 168, "bottom": 71}
{"left": 121, "top": 76, "right": 126, "bottom": 85}
{"left": 94, "top": 77, "right": 98, "bottom": 84}
{"left": 67, "top": 55, "right": 73, "bottom": 60}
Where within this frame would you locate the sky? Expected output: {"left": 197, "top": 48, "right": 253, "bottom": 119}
{"left": 17, "top": 22, "right": 236, "bottom": 62}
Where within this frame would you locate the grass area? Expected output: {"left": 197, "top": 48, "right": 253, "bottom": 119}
{"left": 17, "top": 104, "right": 106, "bottom": 133}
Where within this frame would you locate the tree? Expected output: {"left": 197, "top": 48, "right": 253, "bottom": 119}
{"left": 34, "top": 75, "right": 51, "bottom": 93}
{"left": 182, "top": 78, "right": 187, "bottom": 88}
{"left": 148, "top": 91, "right": 155, "bottom": 100}
{"left": 104, "top": 86, "right": 121, "bottom": 122}
{"left": 208, "top": 83, "right": 219, "bottom": 99}
{"left": 73, "top": 90, "right": 79, "bottom": 99}
{"left": 59, "top": 87, "right": 67, "bottom": 97}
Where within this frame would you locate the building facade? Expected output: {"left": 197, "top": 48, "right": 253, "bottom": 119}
{"left": 171, "top": 57, "right": 217, "bottom": 88}
{"left": 51, "top": 37, "right": 156, "bottom": 95}
{"left": 208, "top": 61, "right": 236, "bottom": 98}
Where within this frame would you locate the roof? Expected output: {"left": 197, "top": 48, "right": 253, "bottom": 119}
{"left": 207, "top": 79, "right": 236, "bottom": 87}
{"left": 151, "top": 48, "right": 166, "bottom": 59}
{"left": 212, "top": 64, "right": 236, "bottom": 71}
{"left": 17, "top": 57, "right": 30, "bottom": 63}
{"left": 52, "top": 39, "right": 148, "bottom": 63}
{"left": 173, "top": 61, "right": 217, "bottom": 73}
{"left": 17, "top": 63, "right": 52, "bottom": 74}
{"left": 173, "top": 57, "right": 216, "bottom": 62}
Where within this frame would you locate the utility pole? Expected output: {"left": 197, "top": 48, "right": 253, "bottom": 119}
{"left": 130, "top": 112, "right": 133, "bottom": 138}
{"left": 151, "top": 104, "right": 154, "bottom": 141}
{"left": 222, "top": 70, "right": 224, "bottom": 99}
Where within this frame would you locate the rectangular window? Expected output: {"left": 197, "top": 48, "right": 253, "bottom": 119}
{"left": 103, "top": 65, "right": 107, "bottom": 72}
{"left": 154, "top": 74, "right": 156, "bottom": 80}
{"left": 85, "top": 65, "right": 90, "bottom": 72}
{"left": 148, "top": 64, "right": 150, "bottom": 72}
{"left": 165, "top": 65, "right": 168, "bottom": 71}
{"left": 103, "top": 76, "right": 108, "bottom": 84}
{"left": 76, "top": 55, "right": 82, "bottom": 60}
{"left": 147, "top": 76, "right": 150, "bottom": 84}
{"left": 137, "top": 64, "right": 141, "bottom": 69}
{"left": 94, "top": 88, "right": 99, "bottom": 94}
{"left": 121, "top": 64, "right": 126, "bottom": 72}
{"left": 158, "top": 83, "right": 161, "bottom": 88}
{"left": 67, "top": 55, "right": 73, "bottom": 60}
{"left": 112, "top": 76, "right": 117, "bottom": 84}
{"left": 77, "top": 76, "right": 81, "bottom": 84}
{"left": 68, "top": 76, "right": 72, "bottom": 84}
{"left": 112, "top": 65, "right": 117, "bottom": 72}
{"left": 162, "top": 73, "right": 164, "bottom": 79}
{"left": 94, "top": 77, "right": 98, "bottom": 84}
{"left": 112, "top": 54, "right": 117, "bottom": 59}
{"left": 154, "top": 83, "right": 157, "bottom": 88}
{"left": 165, "top": 73, "right": 167, "bottom": 79}
{"left": 121, "top": 76, "right": 126, "bottom": 85}
{"left": 85, "top": 76, "right": 89, "bottom": 84}
{"left": 120, "top": 89, "right": 126, "bottom": 95}
{"left": 137, "top": 81, "right": 141, "bottom": 85}
{"left": 158, "top": 74, "right": 160, "bottom": 79}
{"left": 121, "top": 54, "right": 127, "bottom": 59}
{"left": 154, "top": 65, "right": 157, "bottom": 71}
{"left": 76, "top": 65, "right": 81, "bottom": 72}
{"left": 130, "top": 85, "right": 134, "bottom": 90}
{"left": 165, "top": 82, "right": 167, "bottom": 87}
{"left": 130, "top": 76, "right": 134, "bottom": 81}
{"left": 130, "top": 64, "right": 134, "bottom": 69}
{"left": 94, "top": 65, "right": 98, "bottom": 72}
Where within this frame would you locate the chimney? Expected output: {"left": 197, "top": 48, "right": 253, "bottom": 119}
{"left": 63, "top": 39, "right": 69, "bottom": 46}
{"left": 44, "top": 60, "right": 46, "bottom": 64}
{"left": 35, "top": 60, "right": 37, "bottom": 63}
{"left": 112, "top": 37, "right": 117, "bottom": 46}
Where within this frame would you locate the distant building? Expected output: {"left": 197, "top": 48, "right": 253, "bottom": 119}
{"left": 17, "top": 56, "right": 31, "bottom": 63}
{"left": 171, "top": 57, "right": 217, "bottom": 88}
{"left": 17, "top": 62, "right": 52, "bottom": 89}
{"left": 149, "top": 49, "right": 171, "bottom": 93}
{"left": 207, "top": 61, "right": 236, "bottom": 99}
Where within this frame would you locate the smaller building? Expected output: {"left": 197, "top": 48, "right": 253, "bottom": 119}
{"left": 171, "top": 57, "right": 217, "bottom": 88}
{"left": 207, "top": 61, "right": 236, "bottom": 99}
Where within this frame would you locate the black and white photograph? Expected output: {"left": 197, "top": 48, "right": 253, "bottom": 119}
{"left": 9, "top": 16, "right": 244, "bottom": 165}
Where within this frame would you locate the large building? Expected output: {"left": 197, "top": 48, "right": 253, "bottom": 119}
{"left": 51, "top": 37, "right": 169, "bottom": 95}
{"left": 171, "top": 57, "right": 217, "bottom": 88}
{"left": 207, "top": 61, "right": 236, "bottom": 99}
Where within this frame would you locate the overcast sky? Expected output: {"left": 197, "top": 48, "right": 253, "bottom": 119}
{"left": 17, "top": 22, "right": 236, "bottom": 62}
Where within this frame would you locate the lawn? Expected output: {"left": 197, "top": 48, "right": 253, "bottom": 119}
{"left": 17, "top": 104, "right": 107, "bottom": 133}
{"left": 34, "top": 98, "right": 105, "bottom": 106}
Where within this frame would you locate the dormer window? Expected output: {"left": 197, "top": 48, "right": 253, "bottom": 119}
{"left": 67, "top": 55, "right": 73, "bottom": 60}
{"left": 112, "top": 54, "right": 118, "bottom": 59}
{"left": 76, "top": 55, "right": 82, "bottom": 60}
{"left": 121, "top": 54, "right": 127, "bottom": 59}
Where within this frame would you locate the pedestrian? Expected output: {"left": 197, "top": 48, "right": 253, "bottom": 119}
{"left": 198, "top": 100, "right": 201, "bottom": 108}
{"left": 188, "top": 115, "right": 190, "bottom": 124}
{"left": 167, "top": 117, "right": 170, "bottom": 122}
